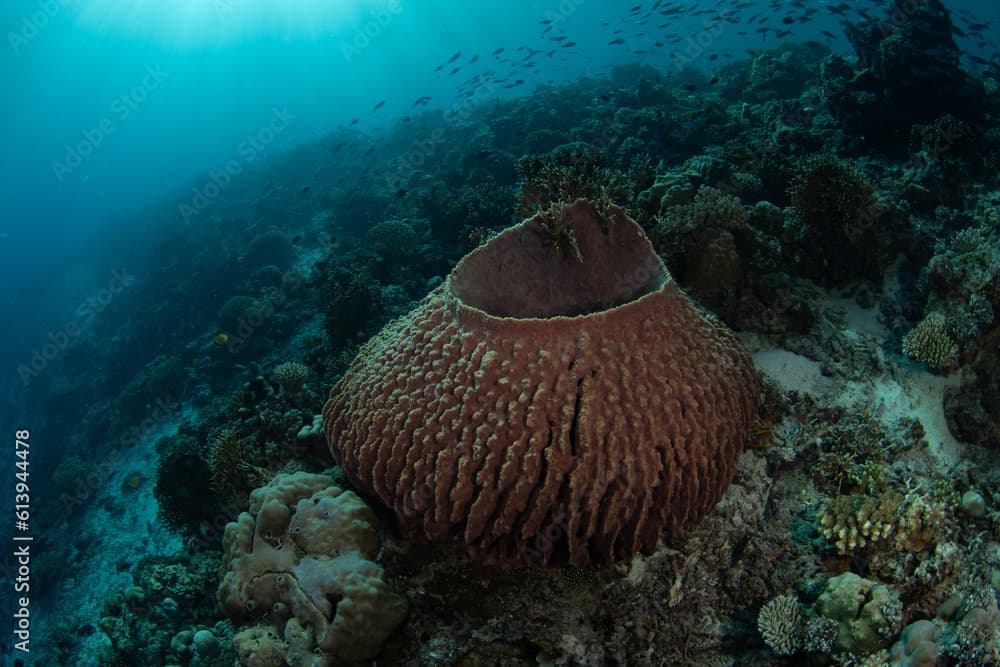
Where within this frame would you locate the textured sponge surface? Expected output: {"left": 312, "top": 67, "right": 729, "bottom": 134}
{"left": 325, "top": 200, "right": 759, "bottom": 566}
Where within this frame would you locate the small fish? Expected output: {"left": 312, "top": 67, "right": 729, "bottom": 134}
{"left": 469, "top": 54, "right": 479, "bottom": 63}
{"left": 300, "top": 186, "right": 310, "bottom": 194}
{"left": 608, "top": 37, "right": 626, "bottom": 45}
{"left": 709, "top": 76, "right": 720, "bottom": 84}
{"left": 450, "top": 66, "right": 460, "bottom": 75}
{"left": 374, "top": 100, "right": 386, "bottom": 110}
{"left": 447, "top": 51, "right": 461, "bottom": 64}
{"left": 349, "top": 118, "right": 359, "bottom": 126}
{"left": 292, "top": 234, "right": 302, "bottom": 243}
{"left": 683, "top": 83, "right": 698, "bottom": 91}
{"left": 492, "top": 47, "right": 504, "bottom": 55}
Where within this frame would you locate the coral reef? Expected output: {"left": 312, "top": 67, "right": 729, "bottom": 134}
{"left": 321, "top": 263, "right": 383, "bottom": 345}
{"left": 649, "top": 184, "right": 748, "bottom": 299}
{"left": 97, "top": 552, "right": 233, "bottom": 666}
{"left": 826, "top": 0, "right": 985, "bottom": 151}
{"left": 24, "top": 11, "right": 1000, "bottom": 666}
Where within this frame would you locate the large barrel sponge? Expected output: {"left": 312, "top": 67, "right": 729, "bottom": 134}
{"left": 323, "top": 199, "right": 759, "bottom": 566}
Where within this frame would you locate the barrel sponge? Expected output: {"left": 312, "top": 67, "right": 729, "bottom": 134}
{"left": 219, "top": 472, "right": 407, "bottom": 664}
{"left": 323, "top": 199, "right": 760, "bottom": 567}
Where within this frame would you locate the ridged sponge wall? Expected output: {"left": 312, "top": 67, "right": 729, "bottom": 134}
{"left": 324, "top": 199, "right": 760, "bottom": 566}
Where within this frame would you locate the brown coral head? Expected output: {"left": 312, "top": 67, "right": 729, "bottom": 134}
{"left": 323, "top": 199, "right": 759, "bottom": 567}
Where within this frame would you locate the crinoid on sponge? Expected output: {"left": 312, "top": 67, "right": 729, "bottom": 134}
{"left": 323, "top": 199, "right": 760, "bottom": 567}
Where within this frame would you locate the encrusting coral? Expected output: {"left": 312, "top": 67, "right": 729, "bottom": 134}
{"left": 816, "top": 572, "right": 903, "bottom": 654}
{"left": 218, "top": 472, "right": 408, "bottom": 665}
{"left": 323, "top": 198, "right": 759, "bottom": 567}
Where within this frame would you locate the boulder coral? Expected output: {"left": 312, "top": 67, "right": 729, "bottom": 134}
{"left": 817, "top": 572, "right": 903, "bottom": 654}
{"left": 218, "top": 472, "right": 407, "bottom": 666}
{"left": 323, "top": 199, "right": 759, "bottom": 567}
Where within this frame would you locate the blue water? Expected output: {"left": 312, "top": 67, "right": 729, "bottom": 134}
{"left": 1, "top": 0, "right": 999, "bottom": 664}
{"left": 2, "top": 0, "right": 994, "bottom": 337}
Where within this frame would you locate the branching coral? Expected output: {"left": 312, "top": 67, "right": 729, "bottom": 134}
{"left": 272, "top": 361, "right": 310, "bottom": 394}
{"left": 208, "top": 429, "right": 272, "bottom": 499}
{"left": 789, "top": 153, "right": 876, "bottom": 236}
{"left": 758, "top": 592, "right": 804, "bottom": 655}
{"left": 902, "top": 312, "right": 959, "bottom": 371}
{"left": 820, "top": 488, "right": 948, "bottom": 554}
{"left": 787, "top": 152, "right": 883, "bottom": 284}
{"left": 516, "top": 143, "right": 631, "bottom": 216}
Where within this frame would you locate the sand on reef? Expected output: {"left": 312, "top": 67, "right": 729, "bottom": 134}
{"left": 751, "top": 297, "right": 964, "bottom": 466}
